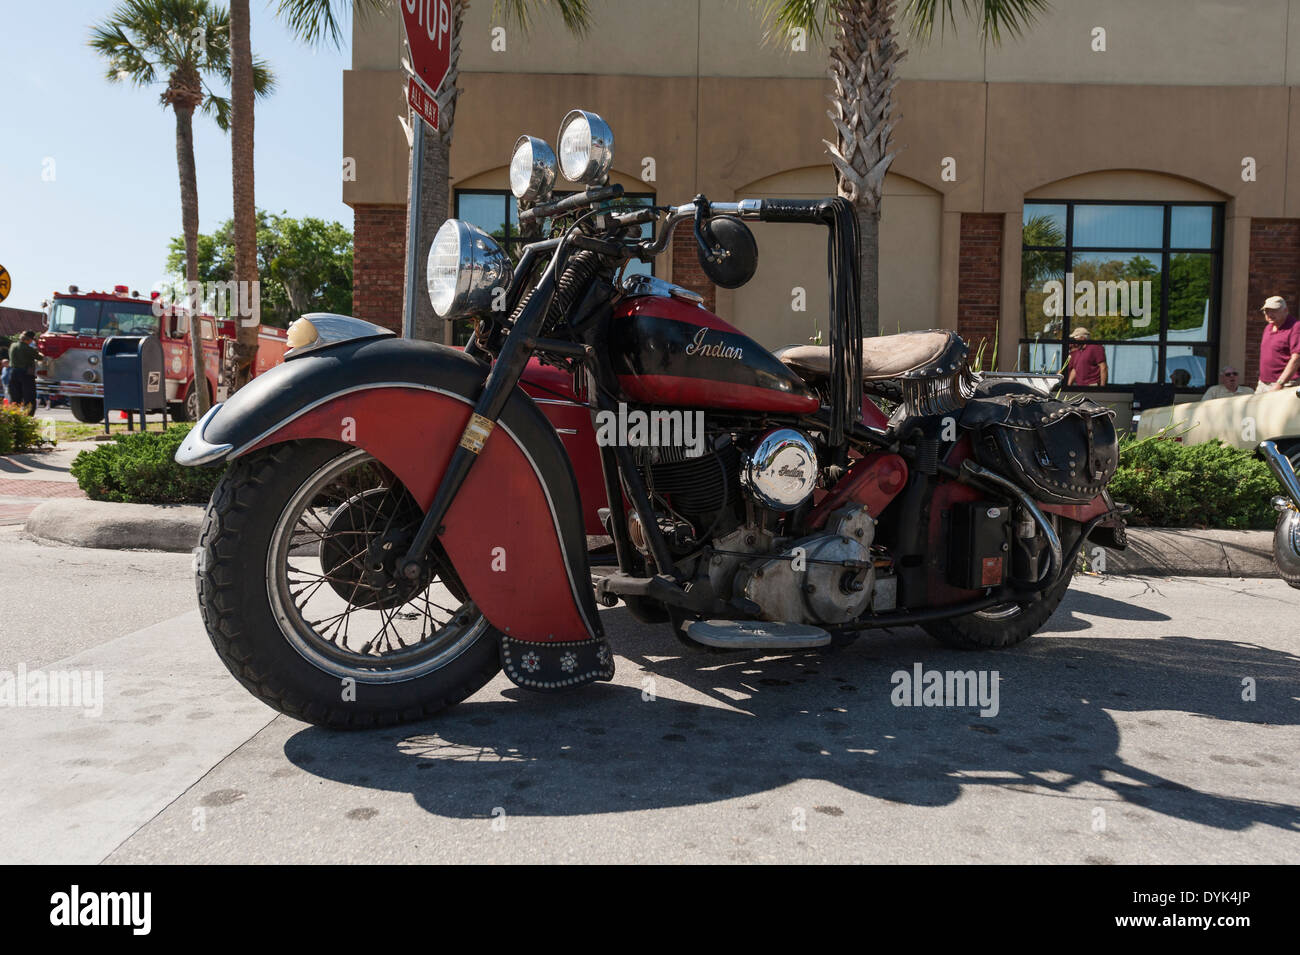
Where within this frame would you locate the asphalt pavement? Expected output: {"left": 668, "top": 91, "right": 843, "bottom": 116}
{"left": 1, "top": 524, "right": 1296, "bottom": 864}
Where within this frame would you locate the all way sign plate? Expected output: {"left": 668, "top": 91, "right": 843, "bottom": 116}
{"left": 407, "top": 76, "right": 439, "bottom": 130}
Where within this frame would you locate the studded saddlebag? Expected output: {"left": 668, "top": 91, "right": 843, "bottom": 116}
{"left": 959, "top": 391, "right": 1118, "bottom": 505}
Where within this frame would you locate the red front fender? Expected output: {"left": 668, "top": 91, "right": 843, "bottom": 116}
{"left": 246, "top": 385, "right": 600, "bottom": 645}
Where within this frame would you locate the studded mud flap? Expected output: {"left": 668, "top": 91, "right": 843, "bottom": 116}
{"left": 499, "top": 635, "right": 616, "bottom": 692}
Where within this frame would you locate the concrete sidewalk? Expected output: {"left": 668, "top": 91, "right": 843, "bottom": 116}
{"left": 0, "top": 442, "right": 93, "bottom": 526}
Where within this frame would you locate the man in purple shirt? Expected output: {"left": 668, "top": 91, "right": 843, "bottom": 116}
{"left": 1257, "top": 295, "right": 1300, "bottom": 392}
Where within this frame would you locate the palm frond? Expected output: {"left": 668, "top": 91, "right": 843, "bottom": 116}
{"left": 276, "top": 0, "right": 388, "bottom": 48}
{"left": 901, "top": 0, "right": 1050, "bottom": 46}
{"left": 251, "top": 56, "right": 276, "bottom": 97}
{"left": 492, "top": 0, "right": 594, "bottom": 36}
{"left": 203, "top": 92, "right": 232, "bottom": 130}
{"left": 756, "top": 0, "right": 832, "bottom": 44}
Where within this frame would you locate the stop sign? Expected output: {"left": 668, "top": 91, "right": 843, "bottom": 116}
{"left": 399, "top": 0, "right": 453, "bottom": 97}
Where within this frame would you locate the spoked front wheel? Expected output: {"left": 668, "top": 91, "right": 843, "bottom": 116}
{"left": 196, "top": 440, "right": 502, "bottom": 728}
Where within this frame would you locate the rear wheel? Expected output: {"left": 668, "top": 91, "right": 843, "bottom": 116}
{"left": 69, "top": 397, "right": 102, "bottom": 423}
{"left": 921, "top": 521, "right": 1080, "bottom": 650}
{"left": 196, "top": 440, "right": 502, "bottom": 728}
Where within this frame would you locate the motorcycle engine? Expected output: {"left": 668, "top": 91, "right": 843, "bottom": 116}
{"left": 634, "top": 436, "right": 742, "bottom": 555}
{"left": 711, "top": 507, "right": 877, "bottom": 625}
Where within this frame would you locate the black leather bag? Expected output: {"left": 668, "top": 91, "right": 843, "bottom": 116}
{"left": 960, "top": 390, "right": 1118, "bottom": 505}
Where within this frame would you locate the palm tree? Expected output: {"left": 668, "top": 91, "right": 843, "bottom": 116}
{"left": 761, "top": 0, "right": 1048, "bottom": 339}
{"left": 265, "top": 0, "right": 592, "bottom": 342}
{"left": 91, "top": 0, "right": 273, "bottom": 417}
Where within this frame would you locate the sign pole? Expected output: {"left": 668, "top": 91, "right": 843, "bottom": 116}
{"left": 402, "top": 113, "right": 425, "bottom": 340}
{"left": 397, "top": 0, "right": 451, "bottom": 342}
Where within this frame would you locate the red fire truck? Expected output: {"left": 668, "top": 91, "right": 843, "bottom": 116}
{"left": 37, "top": 285, "right": 289, "bottom": 422}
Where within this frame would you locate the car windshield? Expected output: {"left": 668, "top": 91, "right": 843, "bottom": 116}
{"left": 49, "top": 299, "right": 158, "bottom": 336}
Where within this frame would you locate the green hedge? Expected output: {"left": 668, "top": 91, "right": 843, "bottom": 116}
{"left": 0, "top": 405, "right": 53, "bottom": 454}
{"left": 70, "top": 425, "right": 225, "bottom": 504}
{"left": 1110, "top": 436, "right": 1277, "bottom": 529}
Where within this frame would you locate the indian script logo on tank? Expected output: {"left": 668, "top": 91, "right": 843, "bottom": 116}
{"left": 684, "top": 327, "right": 743, "bottom": 360}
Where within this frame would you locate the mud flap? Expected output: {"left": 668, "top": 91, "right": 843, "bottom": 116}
{"left": 499, "top": 634, "right": 615, "bottom": 691}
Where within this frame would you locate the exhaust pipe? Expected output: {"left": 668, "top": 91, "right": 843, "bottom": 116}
{"left": 1259, "top": 441, "right": 1300, "bottom": 509}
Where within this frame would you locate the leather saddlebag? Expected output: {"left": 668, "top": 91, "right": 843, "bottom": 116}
{"left": 960, "top": 391, "right": 1118, "bottom": 505}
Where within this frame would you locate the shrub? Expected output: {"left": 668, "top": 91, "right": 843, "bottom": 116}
{"left": 0, "top": 404, "right": 53, "bottom": 454}
{"left": 1110, "top": 436, "right": 1276, "bottom": 529}
{"left": 70, "top": 424, "right": 225, "bottom": 504}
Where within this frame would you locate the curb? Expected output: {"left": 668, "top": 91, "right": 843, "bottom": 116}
{"left": 19, "top": 498, "right": 1282, "bottom": 578}
{"left": 24, "top": 499, "right": 204, "bottom": 553}
{"left": 1103, "top": 527, "right": 1276, "bottom": 578}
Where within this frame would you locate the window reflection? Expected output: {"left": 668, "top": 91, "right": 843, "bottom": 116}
{"left": 1071, "top": 205, "right": 1163, "bottom": 248}
{"left": 1019, "top": 200, "right": 1220, "bottom": 388}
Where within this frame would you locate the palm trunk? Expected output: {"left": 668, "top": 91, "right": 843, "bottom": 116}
{"left": 230, "top": 0, "right": 259, "bottom": 388}
{"left": 824, "top": 0, "right": 904, "bottom": 339}
{"left": 404, "top": 0, "right": 463, "bottom": 343}
{"left": 175, "top": 103, "right": 211, "bottom": 417}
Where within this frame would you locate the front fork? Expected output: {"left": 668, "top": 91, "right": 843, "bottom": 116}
{"left": 397, "top": 262, "right": 560, "bottom": 584}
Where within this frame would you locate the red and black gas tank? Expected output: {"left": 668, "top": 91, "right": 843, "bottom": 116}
{"left": 609, "top": 291, "right": 819, "bottom": 413}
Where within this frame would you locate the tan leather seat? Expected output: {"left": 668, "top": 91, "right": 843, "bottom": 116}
{"left": 779, "top": 330, "right": 959, "bottom": 381}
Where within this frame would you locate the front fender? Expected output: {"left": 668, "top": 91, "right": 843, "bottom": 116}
{"left": 178, "top": 336, "right": 602, "bottom": 646}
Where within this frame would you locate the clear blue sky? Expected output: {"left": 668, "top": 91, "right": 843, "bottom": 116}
{"left": 0, "top": 0, "right": 354, "bottom": 313}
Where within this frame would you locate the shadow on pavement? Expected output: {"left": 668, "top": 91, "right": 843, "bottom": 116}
{"left": 284, "top": 590, "right": 1299, "bottom": 833}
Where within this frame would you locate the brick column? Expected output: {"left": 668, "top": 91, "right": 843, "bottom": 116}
{"left": 957, "top": 213, "right": 1003, "bottom": 352}
{"left": 353, "top": 204, "right": 408, "bottom": 332}
{"left": 670, "top": 225, "right": 716, "bottom": 313}
{"left": 1246, "top": 219, "right": 1300, "bottom": 388}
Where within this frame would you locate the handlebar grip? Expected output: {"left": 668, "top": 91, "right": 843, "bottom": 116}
{"left": 614, "top": 207, "right": 658, "bottom": 227}
{"left": 758, "top": 198, "right": 831, "bottom": 224}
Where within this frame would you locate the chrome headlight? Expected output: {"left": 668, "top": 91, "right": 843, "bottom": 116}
{"left": 510, "top": 135, "right": 557, "bottom": 202}
{"left": 427, "top": 219, "right": 513, "bottom": 319}
{"left": 557, "top": 109, "right": 614, "bottom": 184}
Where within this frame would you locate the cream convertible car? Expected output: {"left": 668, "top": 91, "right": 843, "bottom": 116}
{"left": 1136, "top": 385, "right": 1300, "bottom": 466}
{"left": 1136, "top": 385, "right": 1300, "bottom": 588}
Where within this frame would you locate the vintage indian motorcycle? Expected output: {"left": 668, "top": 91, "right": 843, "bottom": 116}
{"left": 177, "top": 109, "right": 1127, "bottom": 727}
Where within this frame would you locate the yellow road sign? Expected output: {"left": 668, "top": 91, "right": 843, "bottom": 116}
{"left": 0, "top": 265, "right": 10, "bottom": 304}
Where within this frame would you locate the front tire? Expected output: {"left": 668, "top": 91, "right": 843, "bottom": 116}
{"left": 70, "top": 397, "right": 102, "bottom": 423}
{"left": 196, "top": 440, "right": 502, "bottom": 728}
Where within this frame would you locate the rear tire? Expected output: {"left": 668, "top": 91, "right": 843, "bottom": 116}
{"left": 70, "top": 397, "right": 102, "bottom": 423}
{"left": 196, "top": 440, "right": 502, "bottom": 728}
{"left": 921, "top": 522, "right": 1080, "bottom": 651}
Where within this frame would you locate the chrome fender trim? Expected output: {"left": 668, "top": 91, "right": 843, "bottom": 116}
{"left": 174, "top": 403, "right": 233, "bottom": 466}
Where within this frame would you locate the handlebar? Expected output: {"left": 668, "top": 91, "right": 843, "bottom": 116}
{"left": 519, "top": 184, "right": 625, "bottom": 226}
{"left": 518, "top": 194, "right": 838, "bottom": 262}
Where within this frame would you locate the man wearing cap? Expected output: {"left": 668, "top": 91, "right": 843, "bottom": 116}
{"left": 1065, "top": 327, "right": 1108, "bottom": 387}
{"left": 6, "top": 330, "right": 40, "bottom": 416}
{"left": 1257, "top": 295, "right": 1300, "bottom": 392}
{"left": 1201, "top": 365, "right": 1243, "bottom": 400}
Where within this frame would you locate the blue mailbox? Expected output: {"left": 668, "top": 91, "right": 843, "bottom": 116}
{"left": 102, "top": 335, "right": 169, "bottom": 430}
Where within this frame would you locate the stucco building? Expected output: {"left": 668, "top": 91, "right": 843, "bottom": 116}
{"left": 343, "top": 0, "right": 1300, "bottom": 412}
